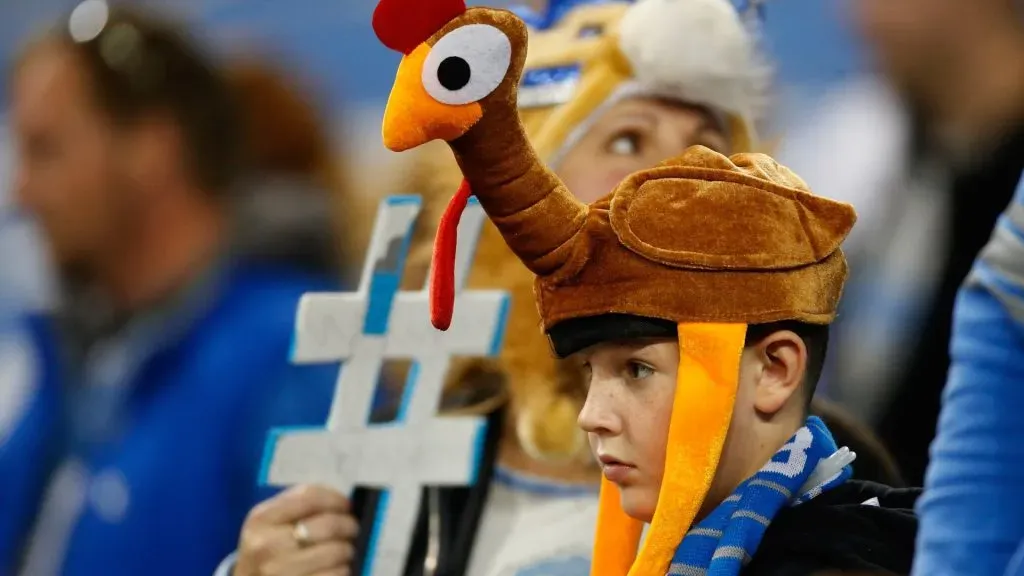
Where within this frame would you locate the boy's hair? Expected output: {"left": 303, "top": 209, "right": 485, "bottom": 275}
{"left": 549, "top": 315, "right": 831, "bottom": 398}
{"left": 744, "top": 320, "right": 830, "bottom": 408}
{"left": 550, "top": 315, "right": 830, "bottom": 410}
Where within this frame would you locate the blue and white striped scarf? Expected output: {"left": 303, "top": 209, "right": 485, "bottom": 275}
{"left": 668, "top": 416, "right": 853, "bottom": 576}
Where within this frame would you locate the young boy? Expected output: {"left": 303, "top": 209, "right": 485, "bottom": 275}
{"left": 497, "top": 149, "right": 921, "bottom": 575}
{"left": 470, "top": 145, "right": 920, "bottom": 574}
{"left": 372, "top": 1, "right": 920, "bottom": 571}
{"left": 565, "top": 316, "right": 917, "bottom": 575}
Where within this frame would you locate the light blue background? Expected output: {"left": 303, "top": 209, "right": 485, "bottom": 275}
{"left": 0, "top": 0, "right": 865, "bottom": 107}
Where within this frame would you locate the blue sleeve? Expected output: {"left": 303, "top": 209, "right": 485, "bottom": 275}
{"left": 204, "top": 277, "right": 343, "bottom": 574}
{"left": 0, "top": 315, "right": 58, "bottom": 572}
{"left": 912, "top": 183, "right": 1024, "bottom": 576}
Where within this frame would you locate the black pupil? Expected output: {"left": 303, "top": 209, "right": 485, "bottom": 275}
{"left": 437, "top": 57, "right": 471, "bottom": 91}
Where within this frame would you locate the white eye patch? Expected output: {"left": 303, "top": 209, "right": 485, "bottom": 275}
{"left": 422, "top": 24, "right": 512, "bottom": 106}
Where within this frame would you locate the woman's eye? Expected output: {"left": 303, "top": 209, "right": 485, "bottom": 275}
{"left": 627, "top": 361, "right": 654, "bottom": 380}
{"left": 606, "top": 132, "right": 641, "bottom": 156}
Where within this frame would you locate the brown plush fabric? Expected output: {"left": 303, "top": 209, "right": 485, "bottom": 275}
{"left": 408, "top": 13, "right": 855, "bottom": 338}
{"left": 394, "top": 8, "right": 852, "bottom": 342}
{"left": 537, "top": 149, "right": 856, "bottom": 331}
{"left": 388, "top": 0, "right": 639, "bottom": 459}
{"left": 385, "top": 8, "right": 586, "bottom": 456}
{"left": 379, "top": 5, "right": 858, "bottom": 571}
{"left": 387, "top": 6, "right": 853, "bottom": 463}
{"left": 452, "top": 114, "right": 857, "bottom": 343}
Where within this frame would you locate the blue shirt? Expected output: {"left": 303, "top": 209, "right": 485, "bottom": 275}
{"left": 0, "top": 263, "right": 339, "bottom": 576}
{"left": 913, "top": 174, "right": 1024, "bottom": 576}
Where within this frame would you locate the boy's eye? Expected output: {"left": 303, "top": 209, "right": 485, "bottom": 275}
{"left": 606, "top": 131, "right": 641, "bottom": 156}
{"left": 627, "top": 361, "right": 654, "bottom": 380}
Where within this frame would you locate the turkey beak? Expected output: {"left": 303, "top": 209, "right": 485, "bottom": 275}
{"left": 382, "top": 43, "right": 483, "bottom": 151}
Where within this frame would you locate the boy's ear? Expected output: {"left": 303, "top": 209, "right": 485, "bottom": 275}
{"left": 750, "top": 330, "right": 807, "bottom": 415}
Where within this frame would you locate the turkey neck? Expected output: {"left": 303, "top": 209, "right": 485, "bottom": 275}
{"left": 449, "top": 102, "right": 586, "bottom": 277}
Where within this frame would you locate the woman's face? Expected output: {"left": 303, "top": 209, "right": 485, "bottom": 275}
{"left": 557, "top": 97, "right": 729, "bottom": 204}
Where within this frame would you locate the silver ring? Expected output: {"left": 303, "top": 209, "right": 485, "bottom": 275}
{"left": 292, "top": 521, "right": 312, "bottom": 547}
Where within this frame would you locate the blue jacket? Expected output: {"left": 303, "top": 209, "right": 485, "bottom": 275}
{"left": 913, "top": 176, "right": 1024, "bottom": 576}
{"left": 0, "top": 264, "right": 338, "bottom": 576}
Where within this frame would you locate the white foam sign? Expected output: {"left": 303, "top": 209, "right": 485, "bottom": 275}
{"left": 261, "top": 195, "right": 510, "bottom": 576}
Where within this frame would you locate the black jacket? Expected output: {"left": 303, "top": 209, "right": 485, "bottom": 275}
{"left": 747, "top": 481, "right": 920, "bottom": 575}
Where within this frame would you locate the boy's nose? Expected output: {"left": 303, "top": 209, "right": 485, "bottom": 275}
{"left": 577, "top": 385, "right": 622, "bottom": 435}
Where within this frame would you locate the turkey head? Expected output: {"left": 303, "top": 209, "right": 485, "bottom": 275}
{"left": 374, "top": 0, "right": 585, "bottom": 331}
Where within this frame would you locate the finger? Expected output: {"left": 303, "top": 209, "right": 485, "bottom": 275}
{"left": 262, "top": 542, "right": 354, "bottom": 576}
{"left": 250, "top": 485, "right": 350, "bottom": 525}
{"left": 307, "top": 570, "right": 350, "bottom": 576}
{"left": 303, "top": 513, "right": 360, "bottom": 544}
{"left": 239, "top": 525, "right": 298, "bottom": 562}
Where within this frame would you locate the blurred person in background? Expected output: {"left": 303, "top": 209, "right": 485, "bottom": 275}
{"left": 794, "top": 0, "right": 1024, "bottom": 486}
{"left": 0, "top": 110, "right": 59, "bottom": 457}
{"left": 0, "top": 204, "right": 55, "bottom": 316}
{"left": 0, "top": 135, "right": 59, "bottom": 479}
{"left": 227, "top": 61, "right": 366, "bottom": 284}
{"left": 0, "top": 2, "right": 337, "bottom": 575}
{"left": 225, "top": 1, "right": 907, "bottom": 575}
{"left": 911, "top": 171, "right": 1024, "bottom": 576}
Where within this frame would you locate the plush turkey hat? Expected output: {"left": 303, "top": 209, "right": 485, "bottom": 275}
{"left": 373, "top": 1, "right": 857, "bottom": 574}
{"left": 537, "top": 149, "right": 853, "bottom": 352}
{"left": 494, "top": 0, "right": 772, "bottom": 461}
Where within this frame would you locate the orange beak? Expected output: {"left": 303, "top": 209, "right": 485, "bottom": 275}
{"left": 382, "top": 43, "right": 484, "bottom": 151}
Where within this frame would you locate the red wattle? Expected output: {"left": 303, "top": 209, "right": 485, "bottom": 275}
{"left": 430, "top": 179, "right": 473, "bottom": 331}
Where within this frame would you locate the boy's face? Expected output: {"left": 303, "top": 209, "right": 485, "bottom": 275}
{"left": 574, "top": 338, "right": 679, "bottom": 521}
{"left": 576, "top": 333, "right": 805, "bottom": 523}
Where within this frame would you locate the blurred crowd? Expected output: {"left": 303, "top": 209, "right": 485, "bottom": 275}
{"left": 0, "top": 0, "right": 1022, "bottom": 575}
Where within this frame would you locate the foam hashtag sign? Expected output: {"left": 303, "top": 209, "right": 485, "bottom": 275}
{"left": 259, "top": 195, "right": 510, "bottom": 576}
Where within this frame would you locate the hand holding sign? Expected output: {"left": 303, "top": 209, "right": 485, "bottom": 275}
{"left": 235, "top": 485, "right": 358, "bottom": 576}
{"left": 259, "top": 196, "right": 510, "bottom": 576}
